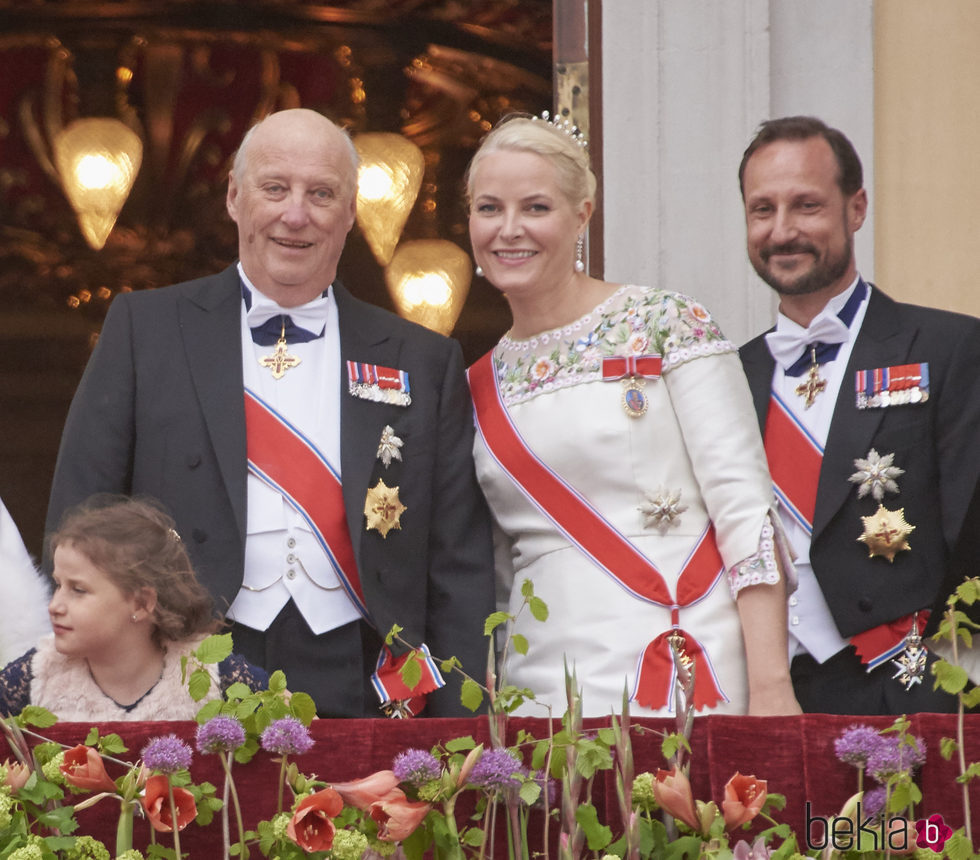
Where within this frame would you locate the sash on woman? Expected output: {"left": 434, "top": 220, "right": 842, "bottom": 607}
{"left": 468, "top": 353, "right": 727, "bottom": 711}
{"left": 244, "top": 388, "right": 443, "bottom": 714}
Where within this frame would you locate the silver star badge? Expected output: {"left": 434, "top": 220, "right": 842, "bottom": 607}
{"left": 377, "top": 425, "right": 403, "bottom": 468}
{"left": 849, "top": 448, "right": 904, "bottom": 501}
{"left": 639, "top": 486, "right": 688, "bottom": 533}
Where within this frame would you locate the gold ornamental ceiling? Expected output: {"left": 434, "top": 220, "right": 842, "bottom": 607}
{"left": 0, "top": 0, "right": 551, "bottom": 357}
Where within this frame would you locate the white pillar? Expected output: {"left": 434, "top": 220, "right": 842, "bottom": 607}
{"left": 600, "top": 0, "right": 873, "bottom": 345}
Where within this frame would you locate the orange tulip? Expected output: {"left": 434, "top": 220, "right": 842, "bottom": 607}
{"left": 141, "top": 774, "right": 197, "bottom": 833}
{"left": 652, "top": 767, "right": 701, "bottom": 832}
{"left": 2, "top": 758, "right": 30, "bottom": 792}
{"left": 330, "top": 770, "right": 400, "bottom": 811}
{"left": 370, "top": 790, "right": 431, "bottom": 841}
{"left": 61, "top": 745, "right": 117, "bottom": 794}
{"left": 722, "top": 772, "right": 768, "bottom": 830}
{"left": 286, "top": 788, "right": 344, "bottom": 852}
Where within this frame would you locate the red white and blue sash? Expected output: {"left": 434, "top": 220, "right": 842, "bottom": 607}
{"left": 245, "top": 388, "right": 370, "bottom": 621}
{"left": 468, "top": 352, "right": 727, "bottom": 711}
{"left": 244, "top": 388, "right": 443, "bottom": 712}
{"left": 764, "top": 391, "right": 823, "bottom": 535}
{"left": 763, "top": 390, "right": 925, "bottom": 668}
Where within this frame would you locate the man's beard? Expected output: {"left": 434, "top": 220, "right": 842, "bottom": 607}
{"left": 753, "top": 234, "right": 853, "bottom": 297}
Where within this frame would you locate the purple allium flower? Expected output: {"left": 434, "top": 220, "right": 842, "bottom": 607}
{"left": 866, "top": 736, "right": 926, "bottom": 782}
{"left": 862, "top": 785, "right": 888, "bottom": 821}
{"left": 732, "top": 837, "right": 773, "bottom": 860}
{"left": 142, "top": 734, "right": 193, "bottom": 774}
{"left": 260, "top": 717, "right": 314, "bottom": 756}
{"left": 392, "top": 748, "right": 441, "bottom": 785}
{"left": 834, "top": 724, "right": 884, "bottom": 767}
{"left": 469, "top": 748, "right": 526, "bottom": 790}
{"left": 196, "top": 716, "right": 247, "bottom": 755}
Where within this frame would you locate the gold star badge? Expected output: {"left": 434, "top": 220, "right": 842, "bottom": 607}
{"left": 364, "top": 479, "right": 406, "bottom": 538}
{"left": 857, "top": 504, "right": 915, "bottom": 562}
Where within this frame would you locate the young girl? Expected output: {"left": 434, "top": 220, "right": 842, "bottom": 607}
{"left": 0, "top": 496, "right": 268, "bottom": 720}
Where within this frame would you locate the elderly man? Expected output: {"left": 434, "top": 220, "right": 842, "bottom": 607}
{"left": 45, "top": 109, "right": 495, "bottom": 717}
{"left": 738, "top": 116, "right": 980, "bottom": 714}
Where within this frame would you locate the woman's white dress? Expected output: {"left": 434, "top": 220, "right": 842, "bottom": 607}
{"left": 472, "top": 284, "right": 788, "bottom": 717}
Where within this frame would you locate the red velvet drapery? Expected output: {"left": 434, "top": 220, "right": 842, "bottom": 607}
{"left": 3, "top": 714, "right": 977, "bottom": 856}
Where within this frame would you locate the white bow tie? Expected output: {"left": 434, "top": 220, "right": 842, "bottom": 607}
{"left": 246, "top": 292, "right": 330, "bottom": 335}
{"left": 765, "top": 313, "right": 850, "bottom": 371}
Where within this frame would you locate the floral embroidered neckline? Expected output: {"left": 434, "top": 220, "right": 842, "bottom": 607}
{"left": 492, "top": 284, "right": 734, "bottom": 405}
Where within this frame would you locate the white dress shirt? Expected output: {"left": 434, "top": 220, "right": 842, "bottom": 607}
{"left": 225, "top": 265, "right": 361, "bottom": 635}
{"left": 766, "top": 276, "right": 870, "bottom": 662}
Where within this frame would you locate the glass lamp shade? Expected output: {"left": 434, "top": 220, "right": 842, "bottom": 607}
{"left": 384, "top": 240, "right": 472, "bottom": 335}
{"left": 354, "top": 132, "right": 425, "bottom": 267}
{"left": 52, "top": 118, "right": 143, "bottom": 250}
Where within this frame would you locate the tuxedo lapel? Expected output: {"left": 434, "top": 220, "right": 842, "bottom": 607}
{"left": 177, "top": 266, "right": 248, "bottom": 542}
{"left": 812, "top": 288, "right": 915, "bottom": 540}
{"left": 740, "top": 335, "right": 777, "bottom": 430}
{"left": 335, "top": 285, "right": 405, "bottom": 565}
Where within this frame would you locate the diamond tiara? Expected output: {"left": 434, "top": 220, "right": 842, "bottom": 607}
{"left": 533, "top": 110, "right": 588, "bottom": 149}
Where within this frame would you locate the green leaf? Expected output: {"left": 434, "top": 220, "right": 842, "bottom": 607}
{"left": 267, "top": 670, "right": 288, "bottom": 693}
{"left": 223, "top": 682, "right": 252, "bottom": 701}
{"left": 462, "top": 826, "right": 485, "bottom": 847}
{"left": 575, "top": 738, "right": 613, "bottom": 778}
{"left": 528, "top": 596, "right": 548, "bottom": 622}
{"left": 512, "top": 633, "right": 529, "bottom": 655}
{"left": 446, "top": 735, "right": 477, "bottom": 753}
{"left": 196, "top": 699, "right": 223, "bottom": 723}
{"left": 17, "top": 705, "right": 57, "bottom": 729}
{"left": 961, "top": 685, "right": 980, "bottom": 709}
{"left": 289, "top": 692, "right": 318, "bottom": 725}
{"left": 519, "top": 779, "right": 541, "bottom": 806}
{"left": 944, "top": 829, "right": 975, "bottom": 860}
{"left": 574, "top": 802, "right": 612, "bottom": 851}
{"left": 520, "top": 578, "right": 535, "bottom": 599}
{"left": 460, "top": 678, "right": 484, "bottom": 712}
{"left": 484, "top": 611, "right": 510, "bottom": 635}
{"left": 188, "top": 667, "right": 213, "bottom": 701}
{"left": 400, "top": 653, "right": 423, "bottom": 690}
{"left": 956, "top": 578, "right": 980, "bottom": 604}
{"left": 940, "top": 735, "right": 959, "bottom": 760}
{"left": 385, "top": 623, "right": 403, "bottom": 645}
{"left": 933, "top": 660, "right": 969, "bottom": 694}
{"left": 194, "top": 632, "right": 234, "bottom": 664}
{"left": 98, "top": 733, "right": 128, "bottom": 755}
{"left": 661, "top": 732, "right": 692, "bottom": 761}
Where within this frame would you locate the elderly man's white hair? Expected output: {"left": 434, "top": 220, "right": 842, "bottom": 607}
{"left": 230, "top": 109, "right": 360, "bottom": 186}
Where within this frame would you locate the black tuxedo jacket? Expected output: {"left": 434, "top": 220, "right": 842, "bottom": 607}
{"left": 740, "top": 286, "right": 980, "bottom": 638}
{"left": 46, "top": 265, "right": 495, "bottom": 714}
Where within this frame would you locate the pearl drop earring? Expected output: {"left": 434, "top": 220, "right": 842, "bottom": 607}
{"left": 575, "top": 234, "right": 585, "bottom": 273}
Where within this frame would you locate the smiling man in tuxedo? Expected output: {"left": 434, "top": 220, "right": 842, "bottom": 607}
{"left": 45, "top": 108, "right": 495, "bottom": 717}
{"left": 738, "top": 116, "right": 980, "bottom": 714}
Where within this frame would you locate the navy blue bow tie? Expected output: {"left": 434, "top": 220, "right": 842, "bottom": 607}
{"left": 248, "top": 315, "right": 323, "bottom": 347}
{"left": 242, "top": 283, "right": 327, "bottom": 346}
{"left": 782, "top": 279, "right": 868, "bottom": 377}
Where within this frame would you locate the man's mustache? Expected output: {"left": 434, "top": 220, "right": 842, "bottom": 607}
{"left": 760, "top": 242, "right": 818, "bottom": 262}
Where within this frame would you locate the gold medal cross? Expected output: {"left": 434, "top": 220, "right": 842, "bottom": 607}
{"left": 259, "top": 320, "right": 302, "bottom": 379}
{"left": 795, "top": 348, "right": 828, "bottom": 409}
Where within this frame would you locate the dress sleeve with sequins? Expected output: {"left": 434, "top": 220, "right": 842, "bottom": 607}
{"left": 0, "top": 649, "right": 35, "bottom": 717}
{"left": 218, "top": 653, "right": 270, "bottom": 694}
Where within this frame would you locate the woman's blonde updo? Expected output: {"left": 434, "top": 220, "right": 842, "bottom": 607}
{"left": 465, "top": 113, "right": 597, "bottom": 210}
